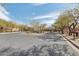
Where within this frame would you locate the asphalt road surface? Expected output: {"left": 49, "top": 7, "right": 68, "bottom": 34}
{"left": 0, "top": 32, "right": 78, "bottom": 56}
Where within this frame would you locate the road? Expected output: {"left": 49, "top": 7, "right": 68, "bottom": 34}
{"left": 0, "top": 32, "right": 78, "bottom": 56}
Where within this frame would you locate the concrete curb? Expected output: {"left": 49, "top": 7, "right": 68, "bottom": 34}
{"left": 62, "top": 34, "right": 79, "bottom": 55}
{"left": 0, "top": 32, "right": 20, "bottom": 34}
{"left": 63, "top": 35, "right": 79, "bottom": 49}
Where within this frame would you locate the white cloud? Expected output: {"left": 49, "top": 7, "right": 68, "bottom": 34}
{"left": 33, "top": 15, "right": 52, "bottom": 19}
{"left": 0, "top": 4, "right": 11, "bottom": 21}
{"left": 42, "top": 20, "right": 56, "bottom": 26}
{"left": 32, "top": 3, "right": 47, "bottom": 6}
{"left": 32, "top": 11, "right": 60, "bottom": 20}
{"left": 31, "top": 11, "right": 61, "bottom": 26}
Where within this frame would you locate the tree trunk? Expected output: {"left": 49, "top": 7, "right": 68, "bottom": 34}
{"left": 61, "top": 27, "right": 64, "bottom": 34}
{"left": 69, "top": 20, "right": 77, "bottom": 40}
{"left": 68, "top": 26, "right": 72, "bottom": 36}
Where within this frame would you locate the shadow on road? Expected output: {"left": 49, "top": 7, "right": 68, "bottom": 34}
{"left": 0, "top": 44, "right": 77, "bottom": 56}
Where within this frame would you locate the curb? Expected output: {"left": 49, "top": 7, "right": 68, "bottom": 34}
{"left": 62, "top": 35, "right": 79, "bottom": 55}
{"left": 63, "top": 35, "right": 79, "bottom": 49}
{"left": 0, "top": 32, "right": 20, "bottom": 34}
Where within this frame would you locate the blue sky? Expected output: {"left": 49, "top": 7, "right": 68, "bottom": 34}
{"left": 0, "top": 3, "right": 78, "bottom": 26}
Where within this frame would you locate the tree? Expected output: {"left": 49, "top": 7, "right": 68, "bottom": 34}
{"left": 0, "top": 19, "right": 28, "bottom": 32}
{"left": 53, "top": 11, "right": 73, "bottom": 34}
{"left": 39, "top": 24, "right": 47, "bottom": 32}
{"left": 53, "top": 7, "right": 79, "bottom": 34}
{"left": 67, "top": 8, "right": 79, "bottom": 40}
{"left": 30, "top": 21, "right": 47, "bottom": 33}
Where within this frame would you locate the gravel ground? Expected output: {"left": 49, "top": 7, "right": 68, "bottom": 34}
{"left": 0, "top": 32, "right": 78, "bottom": 56}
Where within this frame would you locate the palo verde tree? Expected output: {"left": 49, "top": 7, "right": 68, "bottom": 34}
{"left": 30, "top": 21, "right": 47, "bottom": 33}
{"left": 53, "top": 7, "right": 79, "bottom": 35}
{"left": 53, "top": 10, "right": 73, "bottom": 34}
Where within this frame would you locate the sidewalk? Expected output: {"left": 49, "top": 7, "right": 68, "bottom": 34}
{"left": 60, "top": 34, "right": 79, "bottom": 55}
{"left": 62, "top": 34, "right": 79, "bottom": 50}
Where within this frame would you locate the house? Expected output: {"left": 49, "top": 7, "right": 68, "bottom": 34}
{"left": 12, "top": 28, "right": 20, "bottom": 32}
{"left": 0, "top": 26, "right": 12, "bottom": 32}
{"left": 74, "top": 24, "right": 79, "bottom": 36}
{"left": 0, "top": 26, "right": 4, "bottom": 32}
{"left": 63, "top": 26, "right": 69, "bottom": 35}
{"left": 63, "top": 24, "right": 79, "bottom": 37}
{"left": 0, "top": 26, "right": 20, "bottom": 32}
